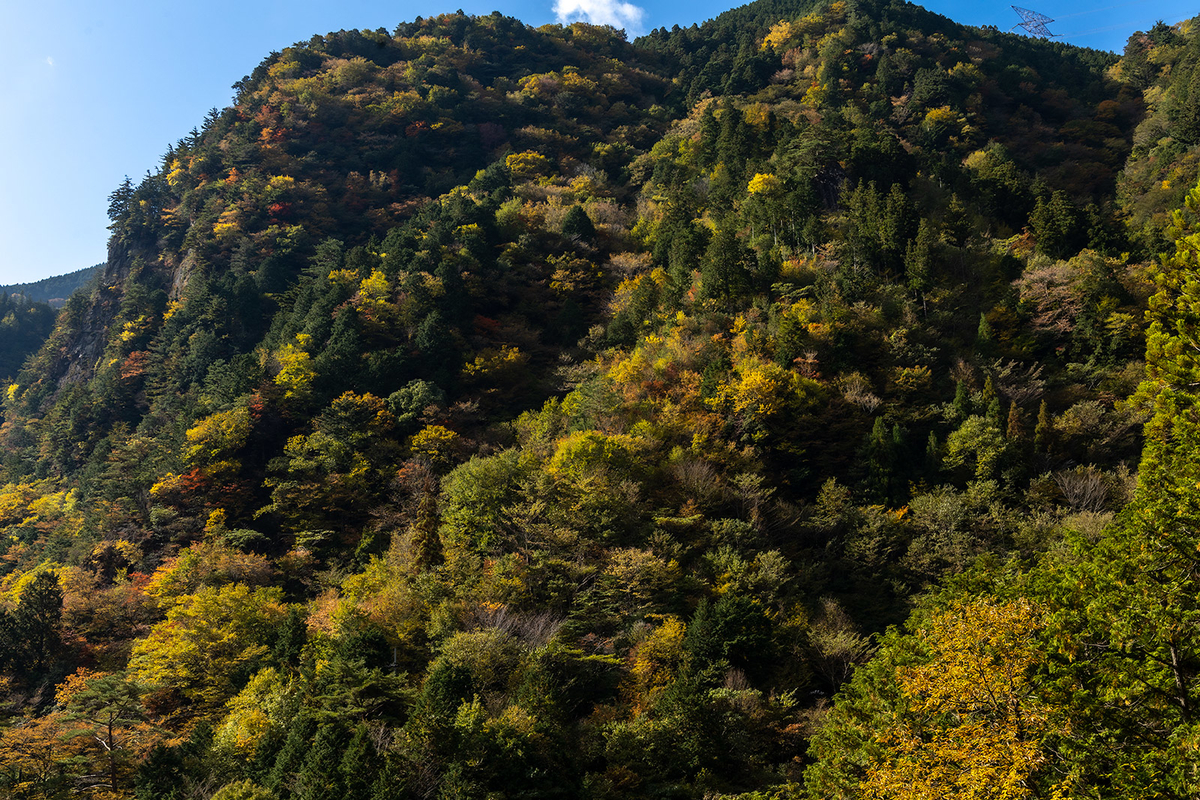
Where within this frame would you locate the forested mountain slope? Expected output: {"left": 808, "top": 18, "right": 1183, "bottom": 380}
{"left": 0, "top": 1, "right": 1198, "bottom": 797}
{"left": 0, "top": 264, "right": 102, "bottom": 307}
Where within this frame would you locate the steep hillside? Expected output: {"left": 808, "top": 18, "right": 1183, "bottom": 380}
{"left": 0, "top": 1, "right": 1196, "bottom": 797}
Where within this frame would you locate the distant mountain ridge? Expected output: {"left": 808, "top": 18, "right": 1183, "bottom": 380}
{"left": 0, "top": 264, "right": 102, "bottom": 307}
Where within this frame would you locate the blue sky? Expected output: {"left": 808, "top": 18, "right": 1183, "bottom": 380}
{"left": 1, "top": 0, "right": 1194, "bottom": 285}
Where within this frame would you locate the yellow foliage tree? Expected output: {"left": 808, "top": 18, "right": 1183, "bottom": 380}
{"left": 860, "top": 600, "right": 1065, "bottom": 800}
{"left": 746, "top": 172, "right": 781, "bottom": 196}
{"left": 0, "top": 713, "right": 93, "bottom": 798}
{"left": 0, "top": 481, "right": 41, "bottom": 526}
{"left": 505, "top": 151, "right": 552, "bottom": 180}
{"left": 762, "top": 20, "right": 796, "bottom": 52}
{"left": 462, "top": 345, "right": 529, "bottom": 381}
{"left": 547, "top": 430, "right": 648, "bottom": 481}
{"left": 166, "top": 159, "right": 187, "bottom": 188}
{"left": 626, "top": 616, "right": 686, "bottom": 711}
{"left": 184, "top": 405, "right": 252, "bottom": 479}
{"left": 213, "top": 207, "right": 241, "bottom": 239}
{"left": 708, "top": 360, "right": 821, "bottom": 438}
{"left": 273, "top": 334, "right": 316, "bottom": 402}
{"left": 144, "top": 539, "right": 274, "bottom": 605}
{"left": 353, "top": 269, "right": 395, "bottom": 328}
{"left": 128, "top": 583, "right": 285, "bottom": 706}
{"left": 212, "top": 667, "right": 292, "bottom": 766}
{"left": 409, "top": 424, "right": 460, "bottom": 468}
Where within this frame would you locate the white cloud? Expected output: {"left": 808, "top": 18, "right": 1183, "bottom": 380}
{"left": 45, "top": 57, "right": 54, "bottom": 67}
{"left": 553, "top": 0, "right": 646, "bottom": 33}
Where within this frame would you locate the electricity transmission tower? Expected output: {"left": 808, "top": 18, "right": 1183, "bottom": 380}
{"left": 1010, "top": 6, "right": 1058, "bottom": 38}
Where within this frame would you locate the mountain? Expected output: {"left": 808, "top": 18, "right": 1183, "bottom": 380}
{"left": 0, "top": 265, "right": 99, "bottom": 383}
{"left": 0, "top": 1, "right": 1198, "bottom": 797}
{"left": 0, "top": 264, "right": 102, "bottom": 307}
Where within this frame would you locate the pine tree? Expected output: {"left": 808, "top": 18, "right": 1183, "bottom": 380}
{"left": 700, "top": 218, "right": 751, "bottom": 310}
{"left": 315, "top": 306, "right": 365, "bottom": 395}
{"left": 716, "top": 98, "right": 750, "bottom": 177}
{"left": 844, "top": 180, "right": 884, "bottom": 268}
{"left": 697, "top": 102, "right": 720, "bottom": 168}
{"left": 987, "top": 397, "right": 1003, "bottom": 427}
{"left": 1034, "top": 400, "right": 1052, "bottom": 454}
{"left": 865, "top": 417, "right": 897, "bottom": 505}
{"left": 294, "top": 724, "right": 346, "bottom": 800}
{"left": 341, "top": 724, "right": 381, "bottom": 800}
{"left": 107, "top": 175, "right": 135, "bottom": 225}
{"left": 905, "top": 218, "right": 936, "bottom": 306}
{"left": 1006, "top": 402, "right": 1025, "bottom": 440}
{"left": 272, "top": 606, "right": 308, "bottom": 667}
{"left": 13, "top": 571, "right": 63, "bottom": 672}
{"left": 561, "top": 205, "right": 596, "bottom": 240}
{"left": 269, "top": 716, "right": 320, "bottom": 792}
{"left": 876, "top": 52, "right": 900, "bottom": 97}
{"left": 1030, "top": 190, "right": 1080, "bottom": 259}
{"left": 977, "top": 314, "right": 995, "bottom": 353}
{"left": 1172, "top": 67, "right": 1200, "bottom": 146}
{"left": 953, "top": 380, "right": 971, "bottom": 421}
{"left": 879, "top": 183, "right": 915, "bottom": 277}
{"left": 924, "top": 431, "right": 942, "bottom": 477}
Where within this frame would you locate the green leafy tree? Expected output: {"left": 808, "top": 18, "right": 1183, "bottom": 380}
{"left": 945, "top": 416, "right": 1005, "bottom": 481}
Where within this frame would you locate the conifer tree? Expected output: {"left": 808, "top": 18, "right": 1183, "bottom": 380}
{"left": 295, "top": 725, "right": 346, "bottom": 800}
{"left": 924, "top": 431, "right": 942, "bottom": 477}
{"left": 341, "top": 724, "right": 381, "bottom": 800}
{"left": 1034, "top": 399, "right": 1052, "bottom": 454}
{"left": 953, "top": 380, "right": 971, "bottom": 421}
{"left": 697, "top": 102, "right": 720, "bottom": 168}
{"left": 977, "top": 313, "right": 995, "bottom": 353}
{"left": 904, "top": 218, "right": 935, "bottom": 307}
{"left": 1172, "top": 67, "right": 1200, "bottom": 146}
{"left": 13, "top": 571, "right": 63, "bottom": 672}
{"left": 1035, "top": 178, "right": 1200, "bottom": 796}
{"left": 864, "top": 417, "right": 898, "bottom": 505}
{"left": 1005, "top": 402, "right": 1024, "bottom": 440}
{"left": 561, "top": 205, "right": 596, "bottom": 240}
{"left": 700, "top": 218, "right": 751, "bottom": 310}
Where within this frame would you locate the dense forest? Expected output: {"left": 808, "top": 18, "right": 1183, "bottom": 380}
{"left": 2, "top": 0, "right": 1200, "bottom": 796}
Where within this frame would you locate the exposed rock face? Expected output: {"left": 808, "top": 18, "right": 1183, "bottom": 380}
{"left": 171, "top": 249, "right": 197, "bottom": 302}
{"left": 48, "top": 238, "right": 190, "bottom": 405}
{"left": 56, "top": 242, "right": 131, "bottom": 389}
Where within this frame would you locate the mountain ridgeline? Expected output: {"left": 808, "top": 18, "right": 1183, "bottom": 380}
{"left": 0, "top": 264, "right": 102, "bottom": 307}
{"left": 2, "top": 0, "right": 1200, "bottom": 797}
{"left": 0, "top": 265, "right": 101, "bottom": 383}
